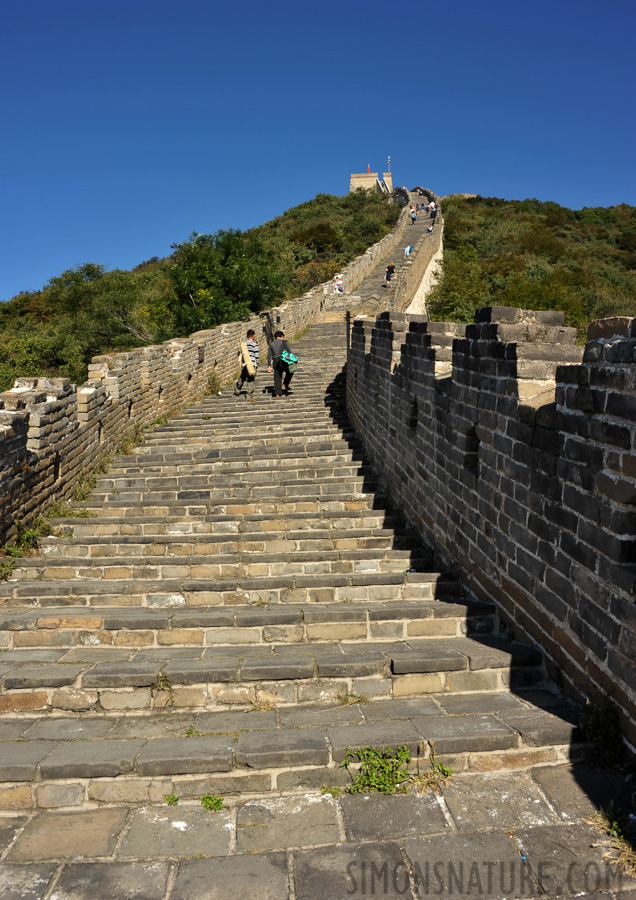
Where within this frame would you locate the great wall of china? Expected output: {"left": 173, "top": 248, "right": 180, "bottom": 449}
{"left": 0, "top": 182, "right": 634, "bottom": 836}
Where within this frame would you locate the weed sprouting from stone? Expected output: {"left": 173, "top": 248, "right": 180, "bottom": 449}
{"left": 165, "top": 793, "right": 179, "bottom": 806}
{"left": 589, "top": 805, "right": 636, "bottom": 878}
{"left": 201, "top": 795, "right": 224, "bottom": 811}
{"left": 414, "top": 742, "right": 453, "bottom": 793}
{"left": 338, "top": 693, "right": 369, "bottom": 707}
{"left": 341, "top": 745, "right": 411, "bottom": 795}
{"left": 152, "top": 671, "right": 175, "bottom": 705}
{"left": 321, "top": 785, "right": 342, "bottom": 798}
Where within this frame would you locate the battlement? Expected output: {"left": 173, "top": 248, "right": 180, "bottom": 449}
{"left": 347, "top": 308, "right": 636, "bottom": 744}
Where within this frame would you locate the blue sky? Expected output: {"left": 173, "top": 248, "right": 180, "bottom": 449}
{"left": 1, "top": 0, "right": 634, "bottom": 301}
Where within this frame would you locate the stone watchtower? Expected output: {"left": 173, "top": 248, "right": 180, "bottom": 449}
{"left": 349, "top": 169, "right": 393, "bottom": 194}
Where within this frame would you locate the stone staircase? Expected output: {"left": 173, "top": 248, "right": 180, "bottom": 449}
{"left": 0, "top": 322, "right": 583, "bottom": 812}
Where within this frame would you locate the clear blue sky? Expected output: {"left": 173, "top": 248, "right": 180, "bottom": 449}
{"left": 1, "top": 0, "right": 634, "bottom": 301}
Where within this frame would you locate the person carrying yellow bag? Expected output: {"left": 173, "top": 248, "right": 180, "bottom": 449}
{"left": 233, "top": 329, "right": 260, "bottom": 401}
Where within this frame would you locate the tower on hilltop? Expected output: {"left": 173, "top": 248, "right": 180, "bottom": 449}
{"left": 349, "top": 159, "right": 393, "bottom": 194}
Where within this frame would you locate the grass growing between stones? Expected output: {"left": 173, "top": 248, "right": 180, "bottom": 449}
{"left": 0, "top": 517, "right": 55, "bottom": 579}
{"left": 338, "top": 693, "right": 369, "bottom": 707}
{"left": 341, "top": 745, "right": 411, "bottom": 795}
{"left": 589, "top": 806, "right": 636, "bottom": 878}
{"left": 413, "top": 743, "right": 454, "bottom": 793}
{"left": 165, "top": 793, "right": 179, "bottom": 806}
{"left": 152, "top": 671, "right": 175, "bottom": 704}
{"left": 339, "top": 743, "right": 453, "bottom": 796}
{"left": 201, "top": 795, "right": 224, "bottom": 811}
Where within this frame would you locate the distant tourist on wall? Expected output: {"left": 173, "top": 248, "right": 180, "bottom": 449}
{"left": 384, "top": 261, "right": 396, "bottom": 286}
{"left": 427, "top": 225, "right": 434, "bottom": 233}
{"left": 404, "top": 246, "right": 414, "bottom": 259}
{"left": 333, "top": 275, "right": 344, "bottom": 293}
{"left": 429, "top": 201, "right": 436, "bottom": 218}
{"left": 410, "top": 207, "right": 417, "bottom": 225}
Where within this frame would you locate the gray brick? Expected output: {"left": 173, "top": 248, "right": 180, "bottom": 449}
{"left": 135, "top": 736, "right": 234, "bottom": 776}
{"left": 236, "top": 727, "right": 328, "bottom": 768}
{"left": 0, "top": 742, "right": 58, "bottom": 782}
{"left": 40, "top": 740, "right": 145, "bottom": 779}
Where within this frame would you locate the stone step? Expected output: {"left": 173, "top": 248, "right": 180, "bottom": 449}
{"left": 62, "top": 494, "right": 390, "bottom": 518}
{"left": 108, "top": 442, "right": 366, "bottom": 471}
{"left": 8, "top": 547, "right": 429, "bottom": 582}
{"left": 0, "top": 597, "right": 495, "bottom": 649}
{"left": 47, "top": 508, "right": 398, "bottom": 538}
{"left": 0, "top": 691, "right": 583, "bottom": 810}
{"left": 0, "top": 571, "right": 460, "bottom": 609}
{"left": 0, "top": 635, "right": 545, "bottom": 719}
{"left": 37, "top": 527, "right": 414, "bottom": 558}
{"left": 94, "top": 463, "right": 379, "bottom": 492}
{"left": 87, "top": 472, "right": 381, "bottom": 502}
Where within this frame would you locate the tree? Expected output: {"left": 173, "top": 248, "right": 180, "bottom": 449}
{"left": 167, "top": 229, "right": 288, "bottom": 335}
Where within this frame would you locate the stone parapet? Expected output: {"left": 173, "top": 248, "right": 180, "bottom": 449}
{"left": 347, "top": 307, "right": 636, "bottom": 747}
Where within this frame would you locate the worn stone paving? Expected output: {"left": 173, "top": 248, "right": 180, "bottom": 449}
{"left": 0, "top": 763, "right": 633, "bottom": 898}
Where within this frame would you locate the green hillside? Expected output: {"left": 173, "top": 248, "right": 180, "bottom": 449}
{"left": 428, "top": 196, "right": 636, "bottom": 339}
{"left": 0, "top": 191, "right": 399, "bottom": 392}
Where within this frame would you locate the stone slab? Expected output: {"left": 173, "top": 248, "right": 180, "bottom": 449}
{"left": 239, "top": 657, "right": 315, "bottom": 681}
{"left": 498, "top": 708, "right": 580, "bottom": 746}
{"left": 515, "top": 822, "right": 636, "bottom": 896}
{"left": 236, "top": 795, "right": 339, "bottom": 852}
{"left": 404, "top": 830, "right": 537, "bottom": 898}
{"left": 0, "top": 721, "right": 31, "bottom": 741}
{"left": 279, "top": 704, "right": 365, "bottom": 728}
{"left": 327, "top": 721, "right": 425, "bottom": 762}
{"left": 391, "top": 647, "right": 466, "bottom": 674}
{"left": 171, "top": 853, "right": 289, "bottom": 900}
{"left": 0, "top": 742, "right": 57, "bottom": 782}
{"left": 0, "top": 864, "right": 56, "bottom": 900}
{"left": 412, "top": 714, "right": 517, "bottom": 753}
{"left": 435, "top": 692, "right": 527, "bottom": 715}
{"left": 104, "top": 714, "right": 195, "bottom": 740}
{"left": 442, "top": 773, "right": 557, "bottom": 830}
{"left": 195, "top": 709, "right": 278, "bottom": 733}
{"left": 162, "top": 659, "right": 238, "bottom": 684}
{"left": 22, "top": 718, "right": 114, "bottom": 741}
{"left": 50, "top": 861, "right": 169, "bottom": 900}
{"left": 117, "top": 806, "right": 232, "bottom": 858}
{"left": 316, "top": 653, "right": 385, "bottom": 677}
{"left": 40, "top": 740, "right": 145, "bottom": 779}
{"left": 293, "top": 841, "right": 408, "bottom": 900}
{"left": 81, "top": 663, "right": 159, "bottom": 687}
{"left": 236, "top": 727, "right": 329, "bottom": 768}
{"left": 531, "top": 763, "right": 636, "bottom": 820}
{"left": 8, "top": 809, "right": 128, "bottom": 861}
{"left": 4, "top": 665, "right": 84, "bottom": 689}
{"left": 360, "top": 698, "right": 441, "bottom": 720}
{"left": 341, "top": 792, "right": 448, "bottom": 841}
{"left": 135, "top": 736, "right": 234, "bottom": 776}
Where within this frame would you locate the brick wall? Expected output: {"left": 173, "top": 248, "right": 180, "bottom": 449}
{"left": 347, "top": 307, "right": 636, "bottom": 746}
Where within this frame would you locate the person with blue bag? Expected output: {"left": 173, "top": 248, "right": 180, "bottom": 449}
{"left": 267, "top": 330, "right": 298, "bottom": 398}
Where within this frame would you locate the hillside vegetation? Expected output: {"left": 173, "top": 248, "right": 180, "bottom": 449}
{"left": 428, "top": 196, "right": 636, "bottom": 339}
{"left": 0, "top": 191, "right": 399, "bottom": 392}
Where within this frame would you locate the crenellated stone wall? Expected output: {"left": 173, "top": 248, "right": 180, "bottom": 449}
{"left": 347, "top": 307, "right": 636, "bottom": 746}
